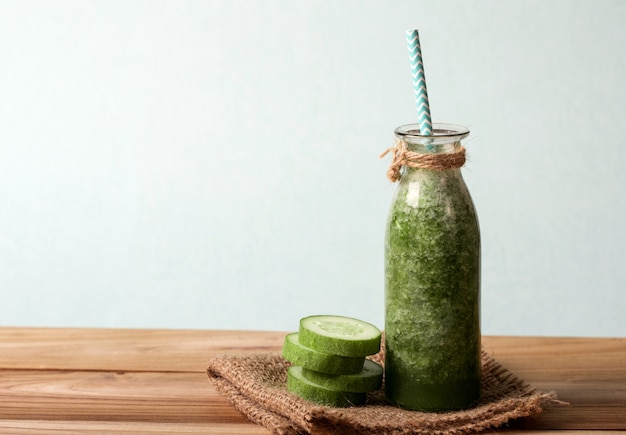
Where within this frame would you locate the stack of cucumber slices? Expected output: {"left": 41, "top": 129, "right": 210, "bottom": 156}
{"left": 282, "top": 315, "right": 383, "bottom": 407}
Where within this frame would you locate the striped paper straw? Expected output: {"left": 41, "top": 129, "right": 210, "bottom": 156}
{"left": 406, "top": 29, "right": 432, "bottom": 136}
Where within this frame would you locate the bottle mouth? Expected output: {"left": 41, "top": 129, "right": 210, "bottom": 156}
{"left": 394, "top": 123, "right": 470, "bottom": 145}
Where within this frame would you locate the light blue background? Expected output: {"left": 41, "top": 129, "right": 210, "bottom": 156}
{"left": 1, "top": 1, "right": 624, "bottom": 337}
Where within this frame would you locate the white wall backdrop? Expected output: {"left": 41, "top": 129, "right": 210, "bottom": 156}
{"left": 1, "top": 0, "right": 624, "bottom": 336}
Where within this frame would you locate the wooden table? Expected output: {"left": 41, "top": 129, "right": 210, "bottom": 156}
{"left": 0, "top": 328, "right": 624, "bottom": 434}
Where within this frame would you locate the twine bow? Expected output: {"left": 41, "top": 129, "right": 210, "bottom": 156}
{"left": 379, "top": 139, "right": 466, "bottom": 182}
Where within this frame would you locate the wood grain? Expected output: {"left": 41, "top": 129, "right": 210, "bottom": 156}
{"left": 0, "top": 328, "right": 624, "bottom": 434}
{"left": 0, "top": 420, "right": 270, "bottom": 435}
{"left": 0, "top": 371, "right": 242, "bottom": 423}
{"left": 0, "top": 327, "right": 284, "bottom": 372}
{"left": 3, "top": 421, "right": 622, "bottom": 435}
{"left": 482, "top": 336, "right": 626, "bottom": 431}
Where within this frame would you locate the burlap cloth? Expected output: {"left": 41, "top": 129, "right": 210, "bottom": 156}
{"left": 207, "top": 344, "right": 563, "bottom": 435}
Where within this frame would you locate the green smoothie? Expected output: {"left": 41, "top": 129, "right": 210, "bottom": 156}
{"left": 384, "top": 124, "right": 481, "bottom": 411}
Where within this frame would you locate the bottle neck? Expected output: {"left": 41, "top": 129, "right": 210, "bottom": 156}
{"left": 386, "top": 124, "right": 470, "bottom": 183}
{"left": 402, "top": 139, "right": 462, "bottom": 155}
{"left": 398, "top": 139, "right": 466, "bottom": 178}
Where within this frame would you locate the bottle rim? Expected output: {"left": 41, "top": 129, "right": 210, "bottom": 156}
{"left": 394, "top": 123, "right": 470, "bottom": 145}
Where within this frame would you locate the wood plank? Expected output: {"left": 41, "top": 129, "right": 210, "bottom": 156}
{"left": 482, "top": 336, "right": 626, "bottom": 381}
{"left": 0, "top": 360, "right": 623, "bottom": 431}
{"left": 2, "top": 369, "right": 622, "bottom": 432}
{"left": 0, "top": 370, "right": 244, "bottom": 423}
{"left": 0, "top": 420, "right": 270, "bottom": 434}
{"left": 0, "top": 328, "right": 285, "bottom": 372}
{"left": 482, "top": 336, "right": 626, "bottom": 431}
{"left": 4, "top": 421, "right": 622, "bottom": 435}
{"left": 0, "top": 330, "right": 624, "bottom": 432}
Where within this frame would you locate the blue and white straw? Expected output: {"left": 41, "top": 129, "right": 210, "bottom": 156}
{"left": 406, "top": 29, "right": 432, "bottom": 136}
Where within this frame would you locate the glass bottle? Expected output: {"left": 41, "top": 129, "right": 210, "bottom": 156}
{"left": 384, "top": 123, "right": 481, "bottom": 411}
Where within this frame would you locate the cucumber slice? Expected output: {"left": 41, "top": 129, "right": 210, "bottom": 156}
{"left": 282, "top": 333, "right": 364, "bottom": 375}
{"left": 298, "top": 315, "right": 381, "bottom": 357}
{"left": 301, "top": 359, "right": 383, "bottom": 393}
{"left": 287, "top": 366, "right": 366, "bottom": 407}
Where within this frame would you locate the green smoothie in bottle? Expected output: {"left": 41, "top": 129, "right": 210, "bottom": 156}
{"left": 383, "top": 123, "right": 481, "bottom": 411}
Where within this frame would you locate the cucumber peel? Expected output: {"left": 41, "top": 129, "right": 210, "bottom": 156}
{"left": 298, "top": 315, "right": 381, "bottom": 357}
{"left": 282, "top": 332, "right": 365, "bottom": 375}
{"left": 301, "top": 359, "right": 383, "bottom": 393}
{"left": 287, "top": 366, "right": 366, "bottom": 407}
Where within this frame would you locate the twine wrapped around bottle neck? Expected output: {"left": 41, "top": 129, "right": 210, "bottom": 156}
{"left": 379, "top": 139, "right": 466, "bottom": 182}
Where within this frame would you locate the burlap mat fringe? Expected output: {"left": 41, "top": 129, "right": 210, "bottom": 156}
{"left": 207, "top": 349, "right": 563, "bottom": 435}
